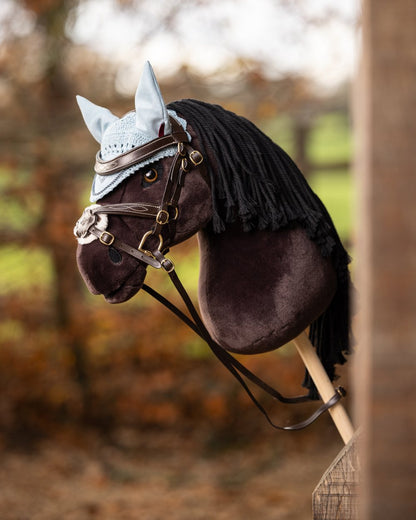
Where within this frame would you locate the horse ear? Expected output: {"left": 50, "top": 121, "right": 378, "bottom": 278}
{"left": 134, "top": 61, "right": 171, "bottom": 137}
{"left": 76, "top": 95, "right": 119, "bottom": 143}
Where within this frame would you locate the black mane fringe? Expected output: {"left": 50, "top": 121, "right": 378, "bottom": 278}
{"left": 168, "top": 99, "right": 352, "bottom": 398}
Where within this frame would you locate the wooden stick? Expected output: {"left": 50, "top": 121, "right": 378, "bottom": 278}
{"left": 292, "top": 331, "right": 355, "bottom": 445}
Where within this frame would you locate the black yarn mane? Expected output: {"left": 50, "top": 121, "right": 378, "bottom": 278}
{"left": 168, "top": 99, "right": 352, "bottom": 397}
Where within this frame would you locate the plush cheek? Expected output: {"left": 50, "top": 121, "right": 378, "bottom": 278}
{"left": 172, "top": 170, "right": 213, "bottom": 244}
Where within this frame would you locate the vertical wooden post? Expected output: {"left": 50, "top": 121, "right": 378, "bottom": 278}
{"left": 355, "top": 0, "right": 416, "bottom": 518}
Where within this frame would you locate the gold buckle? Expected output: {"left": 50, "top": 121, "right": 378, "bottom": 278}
{"left": 189, "top": 150, "right": 203, "bottom": 166}
{"left": 336, "top": 386, "right": 347, "bottom": 398}
{"left": 138, "top": 230, "right": 164, "bottom": 255}
{"left": 99, "top": 231, "right": 115, "bottom": 246}
{"left": 161, "top": 258, "right": 175, "bottom": 273}
{"left": 177, "top": 142, "right": 186, "bottom": 156}
{"left": 156, "top": 209, "right": 169, "bottom": 225}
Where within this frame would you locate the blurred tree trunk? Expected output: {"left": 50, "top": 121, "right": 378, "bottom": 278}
{"left": 293, "top": 116, "right": 311, "bottom": 177}
{"left": 15, "top": 0, "right": 94, "bottom": 418}
{"left": 40, "top": 6, "right": 94, "bottom": 419}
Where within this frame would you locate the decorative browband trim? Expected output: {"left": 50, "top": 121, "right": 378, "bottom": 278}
{"left": 94, "top": 117, "right": 189, "bottom": 176}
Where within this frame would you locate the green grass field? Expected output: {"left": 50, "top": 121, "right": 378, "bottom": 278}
{"left": 310, "top": 170, "right": 352, "bottom": 242}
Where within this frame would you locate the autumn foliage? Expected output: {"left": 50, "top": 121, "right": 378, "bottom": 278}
{"left": 0, "top": 1, "right": 346, "bottom": 448}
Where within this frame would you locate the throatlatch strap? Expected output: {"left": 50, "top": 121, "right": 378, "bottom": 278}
{"left": 142, "top": 266, "right": 344, "bottom": 432}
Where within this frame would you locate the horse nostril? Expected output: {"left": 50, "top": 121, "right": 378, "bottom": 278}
{"left": 109, "top": 246, "right": 122, "bottom": 264}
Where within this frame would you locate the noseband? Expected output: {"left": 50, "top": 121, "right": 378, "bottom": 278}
{"left": 74, "top": 116, "right": 345, "bottom": 431}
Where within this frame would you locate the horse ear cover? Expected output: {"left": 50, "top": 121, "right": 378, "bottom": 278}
{"left": 76, "top": 96, "right": 119, "bottom": 143}
{"left": 75, "top": 62, "right": 188, "bottom": 202}
{"left": 134, "top": 60, "right": 172, "bottom": 137}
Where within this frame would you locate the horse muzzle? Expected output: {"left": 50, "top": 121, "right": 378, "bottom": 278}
{"left": 74, "top": 204, "right": 162, "bottom": 270}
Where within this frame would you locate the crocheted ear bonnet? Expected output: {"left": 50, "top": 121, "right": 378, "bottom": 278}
{"left": 77, "top": 61, "right": 190, "bottom": 202}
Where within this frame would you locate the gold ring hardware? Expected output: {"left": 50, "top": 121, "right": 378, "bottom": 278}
{"left": 156, "top": 209, "right": 170, "bottom": 225}
{"left": 336, "top": 386, "right": 347, "bottom": 398}
{"left": 138, "top": 230, "right": 164, "bottom": 255}
{"left": 99, "top": 231, "right": 115, "bottom": 246}
{"left": 177, "top": 142, "right": 186, "bottom": 157}
{"left": 168, "top": 205, "right": 179, "bottom": 221}
{"left": 189, "top": 150, "right": 203, "bottom": 166}
{"left": 181, "top": 158, "right": 189, "bottom": 173}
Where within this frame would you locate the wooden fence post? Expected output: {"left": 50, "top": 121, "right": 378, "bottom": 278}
{"left": 355, "top": 0, "right": 416, "bottom": 518}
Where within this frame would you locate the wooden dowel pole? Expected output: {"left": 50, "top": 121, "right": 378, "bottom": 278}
{"left": 292, "top": 331, "right": 355, "bottom": 444}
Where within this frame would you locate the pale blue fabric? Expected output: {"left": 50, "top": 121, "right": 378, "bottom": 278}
{"left": 90, "top": 110, "right": 190, "bottom": 202}
{"left": 76, "top": 95, "right": 118, "bottom": 144}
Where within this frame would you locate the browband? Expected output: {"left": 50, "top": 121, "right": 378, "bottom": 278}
{"left": 94, "top": 117, "right": 189, "bottom": 176}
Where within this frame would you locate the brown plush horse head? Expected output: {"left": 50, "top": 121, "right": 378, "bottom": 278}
{"left": 74, "top": 62, "right": 351, "bottom": 394}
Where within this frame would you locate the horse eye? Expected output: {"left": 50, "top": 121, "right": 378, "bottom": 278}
{"left": 143, "top": 168, "right": 158, "bottom": 184}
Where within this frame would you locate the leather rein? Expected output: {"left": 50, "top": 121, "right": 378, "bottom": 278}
{"left": 76, "top": 116, "right": 345, "bottom": 431}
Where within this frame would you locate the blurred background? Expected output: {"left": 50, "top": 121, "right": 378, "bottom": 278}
{"left": 0, "top": 1, "right": 359, "bottom": 518}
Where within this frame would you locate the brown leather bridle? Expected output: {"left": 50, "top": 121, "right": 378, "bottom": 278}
{"left": 83, "top": 117, "right": 203, "bottom": 270}
{"left": 75, "top": 116, "right": 345, "bottom": 431}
